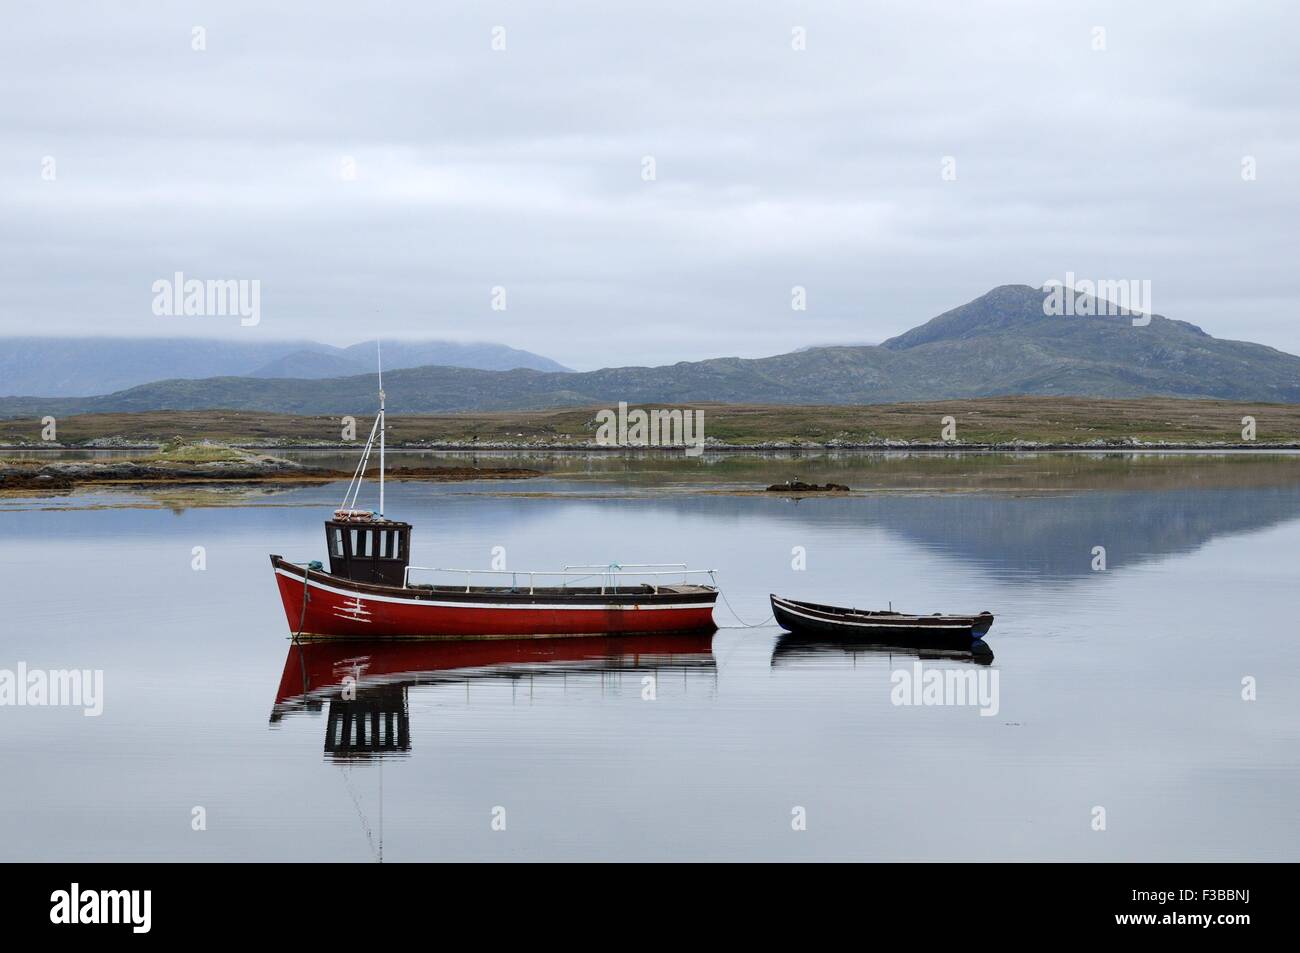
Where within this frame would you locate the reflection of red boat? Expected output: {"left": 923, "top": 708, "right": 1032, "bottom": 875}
{"left": 272, "top": 632, "right": 718, "bottom": 710}
{"left": 269, "top": 361, "right": 717, "bottom": 640}
{"left": 271, "top": 634, "right": 717, "bottom": 758}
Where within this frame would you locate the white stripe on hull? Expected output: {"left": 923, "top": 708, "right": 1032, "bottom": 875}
{"left": 277, "top": 568, "right": 717, "bottom": 612}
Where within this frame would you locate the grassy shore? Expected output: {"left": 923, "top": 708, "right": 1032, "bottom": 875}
{"left": 2, "top": 397, "right": 1299, "bottom": 449}
{"left": 138, "top": 440, "right": 250, "bottom": 464}
{"left": 0, "top": 440, "right": 542, "bottom": 492}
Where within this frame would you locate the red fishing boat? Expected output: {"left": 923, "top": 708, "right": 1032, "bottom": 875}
{"left": 270, "top": 352, "right": 718, "bottom": 640}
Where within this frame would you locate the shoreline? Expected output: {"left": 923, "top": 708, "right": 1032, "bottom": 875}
{"left": 0, "top": 459, "right": 543, "bottom": 492}
{"left": 6, "top": 449, "right": 1299, "bottom": 503}
{"left": 4, "top": 398, "right": 1300, "bottom": 451}
{"left": 4, "top": 441, "right": 1299, "bottom": 454}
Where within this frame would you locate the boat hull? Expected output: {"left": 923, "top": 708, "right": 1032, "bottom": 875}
{"left": 272, "top": 556, "right": 718, "bottom": 639}
{"left": 771, "top": 594, "right": 993, "bottom": 646}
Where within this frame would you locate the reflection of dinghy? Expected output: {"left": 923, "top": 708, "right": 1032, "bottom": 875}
{"left": 771, "top": 632, "right": 993, "bottom": 666}
{"left": 770, "top": 595, "right": 994, "bottom": 647}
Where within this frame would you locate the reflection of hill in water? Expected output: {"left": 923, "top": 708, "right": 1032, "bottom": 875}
{"left": 163, "top": 479, "right": 1300, "bottom": 591}
{"left": 649, "top": 483, "right": 1300, "bottom": 580}
{"left": 389, "top": 459, "right": 1300, "bottom": 583}
{"left": 13, "top": 464, "right": 1300, "bottom": 582}
{"left": 858, "top": 486, "right": 1300, "bottom": 579}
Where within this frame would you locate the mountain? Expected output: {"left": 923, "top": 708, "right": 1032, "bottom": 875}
{"left": 875, "top": 284, "right": 1300, "bottom": 401}
{"left": 0, "top": 337, "right": 570, "bottom": 397}
{"left": 3, "top": 285, "right": 1298, "bottom": 416}
{"left": 246, "top": 341, "right": 571, "bottom": 379}
{"left": 246, "top": 349, "right": 372, "bottom": 379}
{"left": 0, "top": 338, "right": 319, "bottom": 398}
{"left": 342, "top": 341, "right": 570, "bottom": 374}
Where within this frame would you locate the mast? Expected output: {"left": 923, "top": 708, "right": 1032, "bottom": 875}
{"left": 378, "top": 341, "right": 385, "bottom": 518}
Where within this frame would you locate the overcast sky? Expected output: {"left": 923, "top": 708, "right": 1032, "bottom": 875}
{"left": 2, "top": 2, "right": 1298, "bottom": 370}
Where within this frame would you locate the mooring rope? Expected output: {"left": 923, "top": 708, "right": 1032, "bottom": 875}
{"left": 339, "top": 764, "right": 381, "bottom": 863}
{"left": 709, "top": 573, "right": 775, "bottom": 629}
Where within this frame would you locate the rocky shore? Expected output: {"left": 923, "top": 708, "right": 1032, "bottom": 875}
{"left": 766, "top": 480, "right": 851, "bottom": 492}
{"left": 0, "top": 453, "right": 542, "bottom": 492}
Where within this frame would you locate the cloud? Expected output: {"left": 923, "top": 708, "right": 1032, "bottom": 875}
{"left": 1, "top": 0, "right": 1297, "bottom": 368}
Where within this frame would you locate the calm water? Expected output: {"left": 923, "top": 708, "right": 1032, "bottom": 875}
{"left": 2, "top": 452, "right": 1299, "bottom": 861}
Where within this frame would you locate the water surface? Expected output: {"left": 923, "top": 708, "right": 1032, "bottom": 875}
{"left": 2, "top": 452, "right": 1298, "bottom": 860}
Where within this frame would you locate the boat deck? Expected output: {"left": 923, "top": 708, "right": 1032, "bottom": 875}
{"left": 407, "top": 583, "right": 717, "bottom": 597}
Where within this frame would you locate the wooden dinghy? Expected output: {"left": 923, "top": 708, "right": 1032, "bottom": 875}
{"left": 770, "top": 594, "right": 993, "bottom": 646}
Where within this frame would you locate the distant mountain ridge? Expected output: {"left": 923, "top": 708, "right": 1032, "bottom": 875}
{"left": 245, "top": 340, "right": 573, "bottom": 380}
{"left": 0, "top": 337, "right": 570, "bottom": 397}
{"left": 2, "top": 285, "right": 1298, "bottom": 416}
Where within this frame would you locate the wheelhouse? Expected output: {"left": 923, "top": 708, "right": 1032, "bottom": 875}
{"left": 325, "top": 510, "right": 411, "bottom": 586}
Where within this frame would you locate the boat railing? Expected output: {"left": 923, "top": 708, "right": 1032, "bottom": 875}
{"left": 402, "top": 564, "right": 716, "bottom": 595}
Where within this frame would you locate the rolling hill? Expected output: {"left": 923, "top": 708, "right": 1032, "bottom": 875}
{"left": 0, "top": 337, "right": 570, "bottom": 397}
{"left": 2, "top": 285, "right": 1297, "bottom": 416}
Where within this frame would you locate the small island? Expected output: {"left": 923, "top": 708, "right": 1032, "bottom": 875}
{"left": 766, "top": 480, "right": 851, "bottom": 493}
